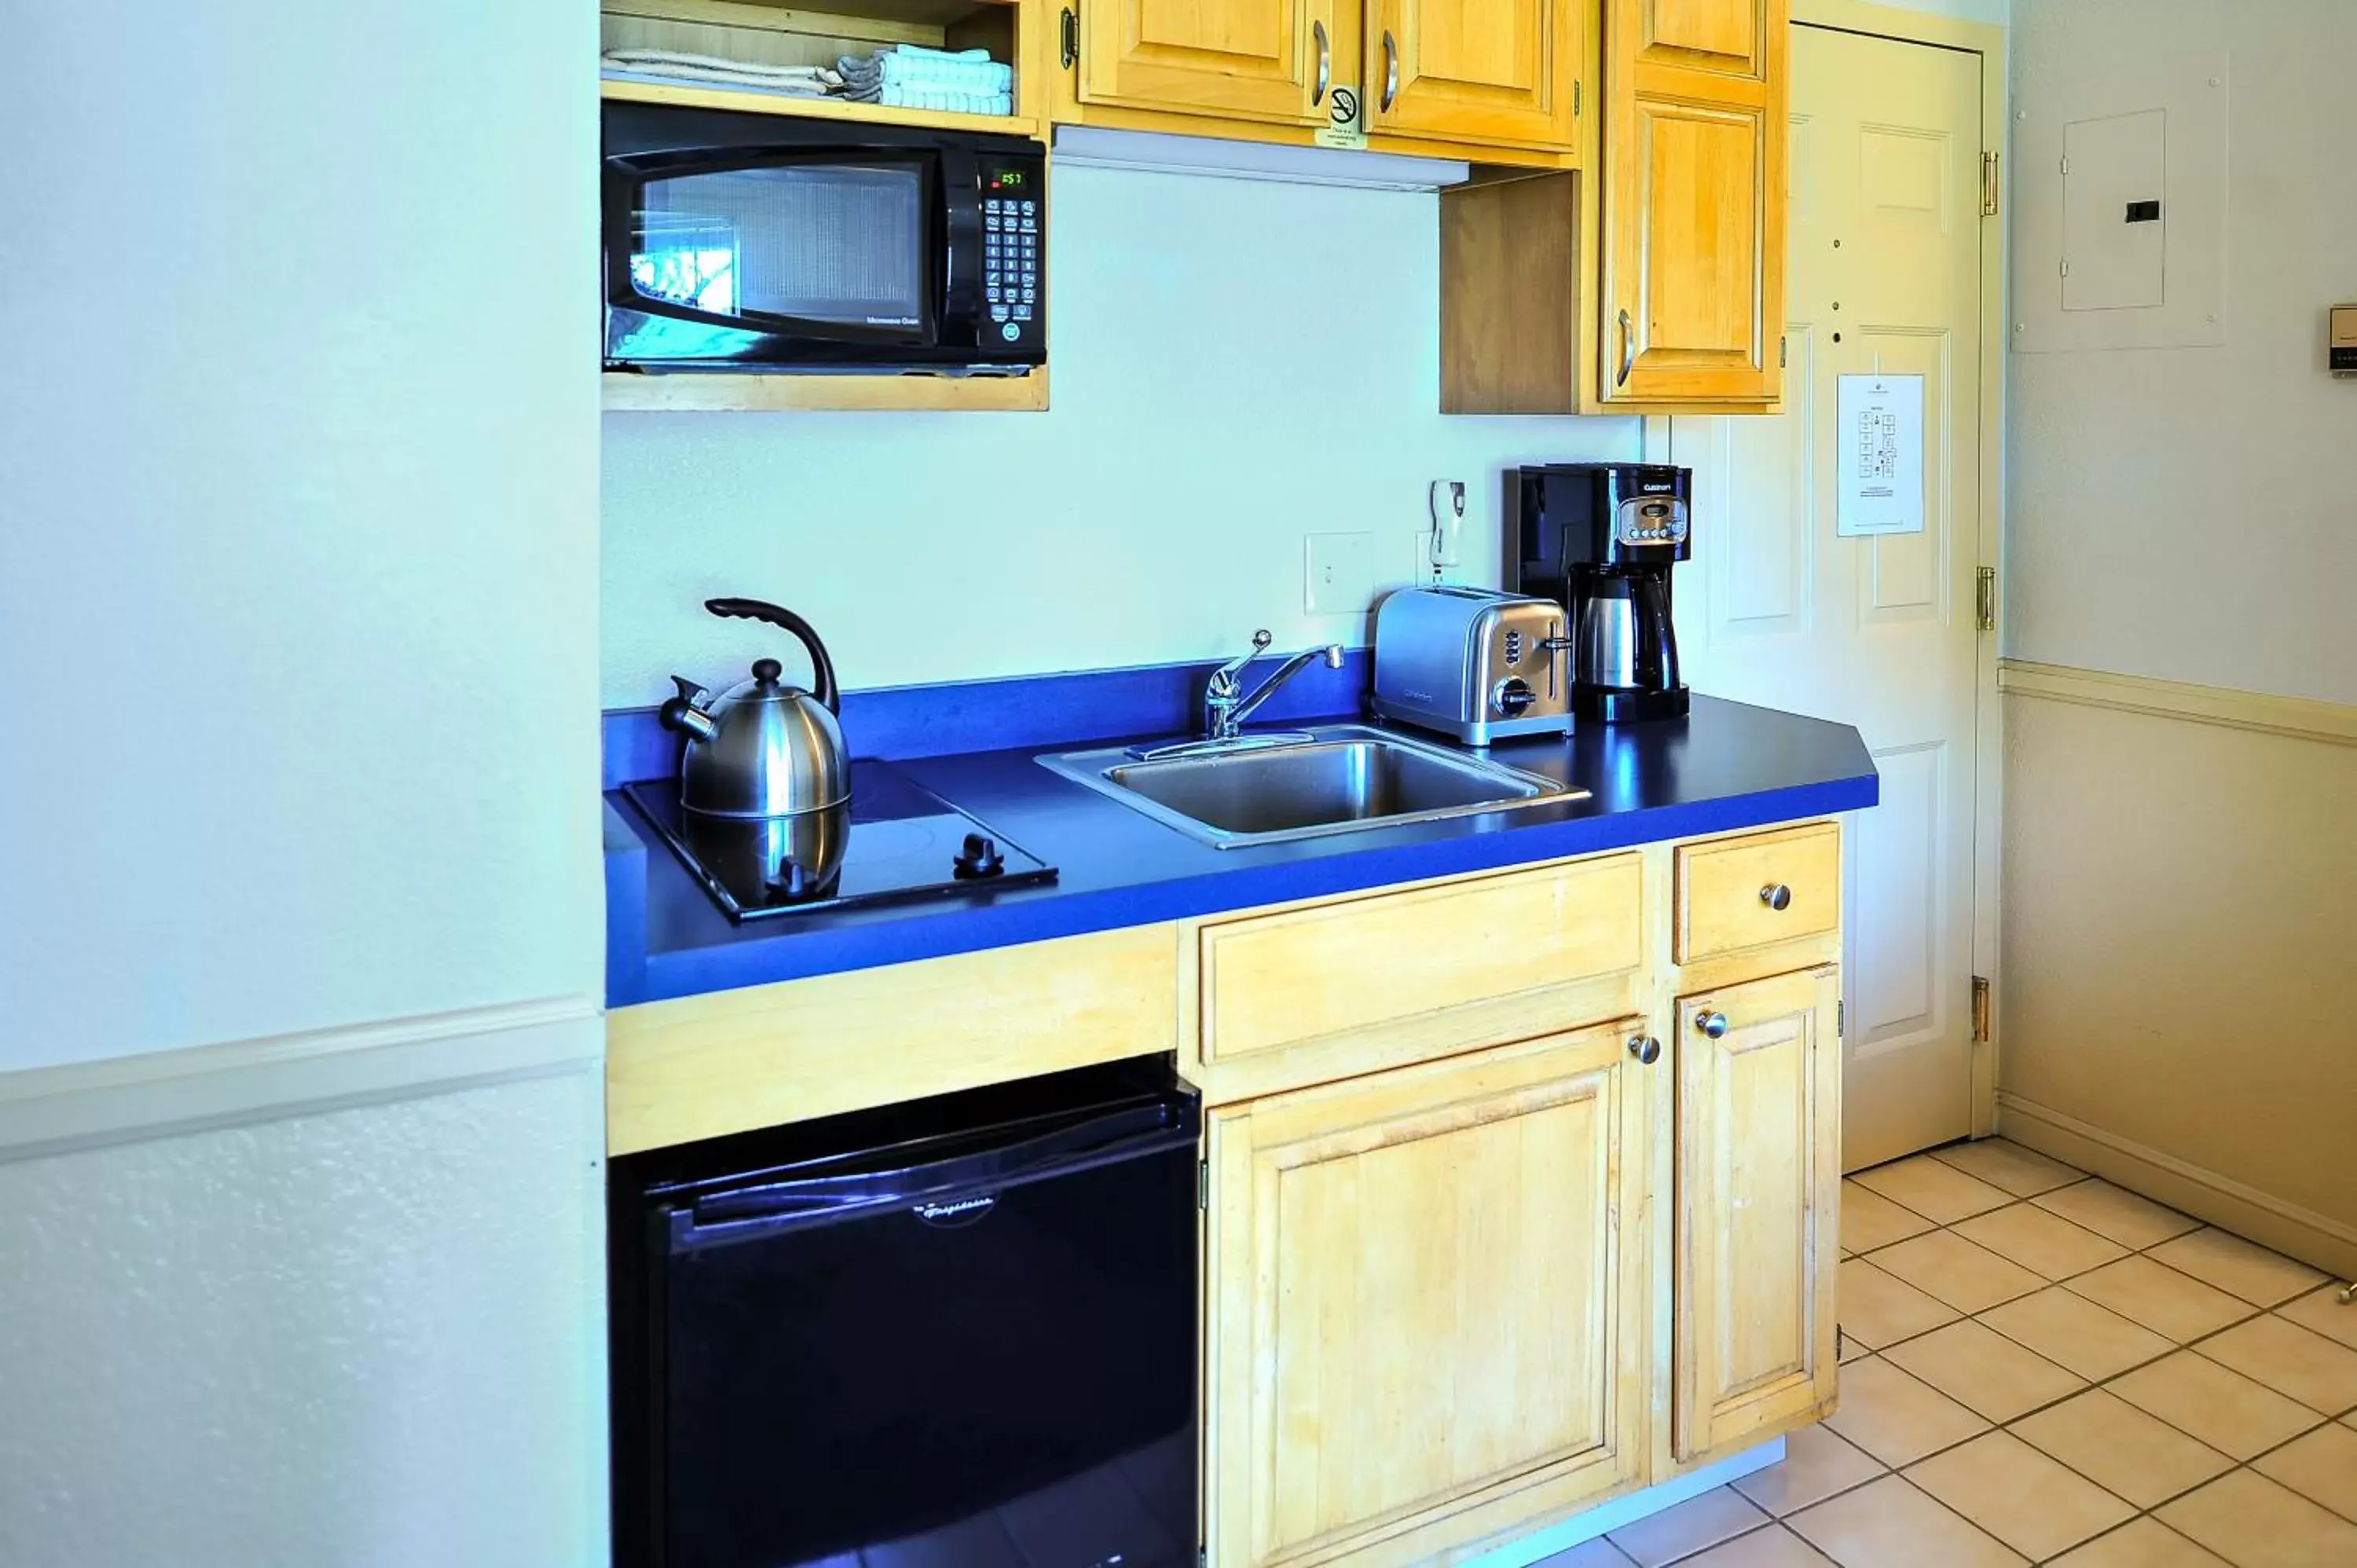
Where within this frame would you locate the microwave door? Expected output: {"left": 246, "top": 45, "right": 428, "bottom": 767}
{"left": 607, "top": 152, "right": 940, "bottom": 365}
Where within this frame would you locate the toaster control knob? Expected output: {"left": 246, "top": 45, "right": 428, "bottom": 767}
{"left": 1492, "top": 677, "right": 1536, "bottom": 719}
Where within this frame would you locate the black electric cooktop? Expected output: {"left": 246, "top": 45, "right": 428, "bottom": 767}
{"left": 623, "top": 762, "right": 1055, "bottom": 925}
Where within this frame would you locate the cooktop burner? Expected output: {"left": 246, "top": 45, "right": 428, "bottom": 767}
{"left": 623, "top": 763, "right": 1056, "bottom": 925}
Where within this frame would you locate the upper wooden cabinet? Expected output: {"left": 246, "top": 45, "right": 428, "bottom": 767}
{"left": 1439, "top": 0, "right": 1787, "bottom": 413}
{"left": 1056, "top": 0, "right": 1589, "bottom": 163}
{"left": 1598, "top": 0, "right": 1787, "bottom": 405}
{"left": 1673, "top": 966, "right": 1841, "bottom": 1462}
{"left": 1077, "top": 0, "right": 1336, "bottom": 126}
{"left": 1204, "top": 1021, "right": 1652, "bottom": 1566}
{"left": 1367, "top": 0, "right": 1582, "bottom": 151}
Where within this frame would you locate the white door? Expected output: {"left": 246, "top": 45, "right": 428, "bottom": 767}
{"left": 1670, "top": 23, "right": 1988, "bottom": 1170}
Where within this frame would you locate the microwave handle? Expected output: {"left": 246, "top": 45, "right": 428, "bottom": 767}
{"left": 937, "top": 147, "right": 984, "bottom": 338}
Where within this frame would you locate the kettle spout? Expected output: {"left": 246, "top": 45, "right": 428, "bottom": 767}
{"left": 658, "top": 676, "right": 720, "bottom": 743}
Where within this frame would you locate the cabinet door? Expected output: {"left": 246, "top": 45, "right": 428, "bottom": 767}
{"left": 1080, "top": 0, "right": 1337, "bottom": 126}
{"left": 1204, "top": 1022, "right": 1653, "bottom": 1567}
{"left": 1600, "top": 0, "right": 1787, "bottom": 405}
{"left": 1368, "top": 0, "right": 1581, "bottom": 152}
{"left": 1674, "top": 967, "right": 1841, "bottom": 1462}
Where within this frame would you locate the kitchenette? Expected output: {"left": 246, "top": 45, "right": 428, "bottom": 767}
{"left": 596, "top": 0, "right": 1872, "bottom": 1563}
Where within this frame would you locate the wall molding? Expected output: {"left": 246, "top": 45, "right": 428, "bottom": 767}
{"left": 0, "top": 996, "right": 604, "bottom": 1164}
{"left": 2000, "top": 1092, "right": 2357, "bottom": 1283}
{"left": 2000, "top": 658, "right": 2357, "bottom": 748}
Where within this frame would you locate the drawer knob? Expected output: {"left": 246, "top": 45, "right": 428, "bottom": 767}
{"left": 1760, "top": 882, "right": 1793, "bottom": 911}
{"left": 1628, "top": 1035, "right": 1662, "bottom": 1065}
{"left": 1696, "top": 1010, "right": 1730, "bottom": 1039}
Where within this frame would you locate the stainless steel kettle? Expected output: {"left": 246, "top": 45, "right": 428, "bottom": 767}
{"left": 659, "top": 599, "right": 849, "bottom": 819}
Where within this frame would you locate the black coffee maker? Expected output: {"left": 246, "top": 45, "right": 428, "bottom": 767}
{"left": 1508, "top": 463, "right": 1693, "bottom": 724}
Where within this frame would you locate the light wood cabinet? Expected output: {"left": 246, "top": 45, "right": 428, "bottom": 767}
{"left": 1438, "top": 0, "right": 1788, "bottom": 414}
{"left": 1056, "top": 0, "right": 1589, "bottom": 163}
{"left": 1204, "top": 1020, "right": 1654, "bottom": 1567}
{"left": 1367, "top": 0, "right": 1582, "bottom": 151}
{"left": 1673, "top": 966, "right": 1842, "bottom": 1462}
{"left": 1077, "top": 0, "right": 1336, "bottom": 126}
{"left": 1598, "top": 0, "right": 1787, "bottom": 405}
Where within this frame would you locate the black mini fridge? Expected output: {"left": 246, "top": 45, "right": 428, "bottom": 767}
{"left": 609, "top": 1057, "right": 1200, "bottom": 1568}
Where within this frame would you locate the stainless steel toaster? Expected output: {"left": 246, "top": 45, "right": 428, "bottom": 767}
{"left": 1370, "top": 587, "right": 1574, "bottom": 746}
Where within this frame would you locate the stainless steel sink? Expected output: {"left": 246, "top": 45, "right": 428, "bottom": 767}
{"left": 1039, "top": 724, "right": 1586, "bottom": 848}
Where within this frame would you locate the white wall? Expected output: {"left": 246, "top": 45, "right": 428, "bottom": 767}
{"left": 0, "top": 0, "right": 604, "bottom": 1072}
{"left": 603, "top": 166, "right": 1639, "bottom": 705}
{"left": 0, "top": 5, "right": 607, "bottom": 1565}
{"left": 0, "top": 1063, "right": 605, "bottom": 1568}
{"left": 2007, "top": 0, "right": 2357, "bottom": 705}
{"left": 1998, "top": 0, "right": 2357, "bottom": 1273}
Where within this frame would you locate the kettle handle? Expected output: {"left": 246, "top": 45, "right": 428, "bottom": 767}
{"left": 703, "top": 598, "right": 840, "bottom": 716}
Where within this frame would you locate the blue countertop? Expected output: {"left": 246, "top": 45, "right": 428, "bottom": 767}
{"left": 603, "top": 687, "right": 1878, "bottom": 1009}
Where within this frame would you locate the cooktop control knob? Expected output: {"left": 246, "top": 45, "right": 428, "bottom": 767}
{"left": 1492, "top": 677, "right": 1536, "bottom": 719}
{"left": 953, "top": 833, "right": 1006, "bottom": 880}
{"left": 768, "top": 856, "right": 816, "bottom": 901}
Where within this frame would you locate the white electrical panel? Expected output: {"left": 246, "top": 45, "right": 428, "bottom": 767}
{"left": 2062, "top": 110, "right": 2166, "bottom": 312}
{"left": 2014, "top": 52, "right": 2229, "bottom": 352}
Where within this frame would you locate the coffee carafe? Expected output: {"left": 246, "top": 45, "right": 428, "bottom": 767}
{"left": 1508, "top": 463, "right": 1693, "bottom": 724}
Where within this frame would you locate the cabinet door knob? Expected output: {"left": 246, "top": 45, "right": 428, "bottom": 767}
{"left": 1617, "top": 309, "right": 1636, "bottom": 388}
{"left": 1760, "top": 882, "right": 1793, "bottom": 911}
{"left": 1695, "top": 1010, "right": 1729, "bottom": 1039}
{"left": 1628, "top": 1035, "right": 1662, "bottom": 1065}
{"left": 1310, "top": 20, "right": 1330, "bottom": 106}
{"left": 1380, "top": 30, "right": 1400, "bottom": 111}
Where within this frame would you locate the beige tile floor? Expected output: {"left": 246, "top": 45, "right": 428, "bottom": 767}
{"left": 1541, "top": 1140, "right": 2357, "bottom": 1567}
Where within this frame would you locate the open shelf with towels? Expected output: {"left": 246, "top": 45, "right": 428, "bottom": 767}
{"left": 599, "top": 0, "right": 1041, "bottom": 136}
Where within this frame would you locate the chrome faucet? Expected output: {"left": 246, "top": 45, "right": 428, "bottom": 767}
{"left": 1203, "top": 630, "right": 1347, "bottom": 742}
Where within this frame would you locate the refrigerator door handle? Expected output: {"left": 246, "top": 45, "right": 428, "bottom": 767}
{"left": 668, "top": 1098, "right": 1197, "bottom": 1252}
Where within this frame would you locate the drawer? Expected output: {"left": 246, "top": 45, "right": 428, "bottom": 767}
{"left": 1191, "top": 853, "right": 1646, "bottom": 1102}
{"left": 1677, "top": 822, "right": 1841, "bottom": 963}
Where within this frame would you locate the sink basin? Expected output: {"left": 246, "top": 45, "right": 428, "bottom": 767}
{"left": 1039, "top": 725, "right": 1586, "bottom": 848}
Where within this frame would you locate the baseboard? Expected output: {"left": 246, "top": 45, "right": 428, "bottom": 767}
{"left": 1998, "top": 1093, "right": 2357, "bottom": 1282}
{"left": 0, "top": 995, "right": 605, "bottom": 1164}
{"left": 1466, "top": 1438, "right": 1784, "bottom": 1568}
{"left": 1999, "top": 659, "right": 2357, "bottom": 748}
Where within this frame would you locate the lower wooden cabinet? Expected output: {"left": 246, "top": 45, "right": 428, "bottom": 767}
{"left": 1673, "top": 966, "right": 1842, "bottom": 1461}
{"left": 1203, "top": 1020, "right": 1654, "bottom": 1568}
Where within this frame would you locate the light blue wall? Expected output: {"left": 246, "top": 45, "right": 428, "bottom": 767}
{"left": 0, "top": 0, "right": 603, "bottom": 1071}
{"left": 602, "top": 164, "right": 1642, "bottom": 704}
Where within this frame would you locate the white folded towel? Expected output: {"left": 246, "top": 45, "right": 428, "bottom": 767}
{"left": 601, "top": 49, "right": 843, "bottom": 97}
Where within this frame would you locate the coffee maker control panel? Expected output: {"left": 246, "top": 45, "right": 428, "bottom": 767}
{"left": 1615, "top": 495, "right": 1691, "bottom": 548}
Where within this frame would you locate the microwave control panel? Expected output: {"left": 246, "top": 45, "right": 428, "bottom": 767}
{"left": 981, "top": 159, "right": 1042, "bottom": 349}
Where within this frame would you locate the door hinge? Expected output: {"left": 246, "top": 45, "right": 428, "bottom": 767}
{"left": 1574, "top": 80, "right": 1582, "bottom": 117}
{"left": 1980, "top": 151, "right": 2000, "bottom": 216}
{"left": 1971, "top": 976, "right": 1992, "bottom": 1044}
{"left": 1779, "top": 335, "right": 1788, "bottom": 369}
{"left": 1836, "top": 999, "right": 1845, "bottom": 1038}
{"left": 1060, "top": 5, "right": 1080, "bottom": 69}
{"left": 1976, "top": 566, "right": 1997, "bottom": 632}
{"left": 1197, "top": 1158, "right": 1209, "bottom": 1211}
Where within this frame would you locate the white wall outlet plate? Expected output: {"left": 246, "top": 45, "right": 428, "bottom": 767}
{"left": 1304, "top": 532, "right": 1376, "bottom": 616}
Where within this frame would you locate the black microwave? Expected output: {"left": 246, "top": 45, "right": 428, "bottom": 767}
{"left": 602, "top": 104, "right": 1045, "bottom": 376}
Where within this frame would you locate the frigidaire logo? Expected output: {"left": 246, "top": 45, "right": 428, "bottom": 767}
{"left": 913, "top": 1196, "right": 996, "bottom": 1223}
